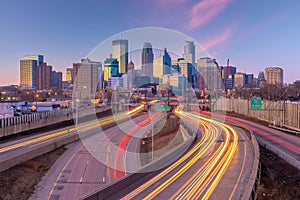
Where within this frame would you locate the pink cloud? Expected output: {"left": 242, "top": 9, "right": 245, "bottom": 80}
{"left": 203, "top": 24, "right": 237, "bottom": 50}
{"left": 187, "top": 0, "right": 234, "bottom": 29}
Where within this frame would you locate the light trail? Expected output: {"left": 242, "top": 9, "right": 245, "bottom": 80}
{"left": 121, "top": 106, "right": 217, "bottom": 199}
{"left": 173, "top": 112, "right": 238, "bottom": 200}
{"left": 121, "top": 105, "right": 239, "bottom": 200}
{"left": 0, "top": 105, "right": 145, "bottom": 153}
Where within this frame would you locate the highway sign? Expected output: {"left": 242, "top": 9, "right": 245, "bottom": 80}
{"left": 250, "top": 97, "right": 262, "bottom": 110}
{"left": 155, "top": 105, "right": 170, "bottom": 111}
{"left": 157, "top": 97, "right": 168, "bottom": 101}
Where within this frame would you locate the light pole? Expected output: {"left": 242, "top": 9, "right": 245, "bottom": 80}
{"left": 150, "top": 104, "right": 154, "bottom": 161}
{"left": 35, "top": 94, "right": 39, "bottom": 111}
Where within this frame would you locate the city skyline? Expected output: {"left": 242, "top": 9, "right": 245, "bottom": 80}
{"left": 0, "top": 1, "right": 300, "bottom": 85}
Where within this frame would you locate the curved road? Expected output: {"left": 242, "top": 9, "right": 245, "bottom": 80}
{"left": 30, "top": 110, "right": 163, "bottom": 200}
{"left": 196, "top": 109, "right": 300, "bottom": 167}
{"left": 110, "top": 106, "right": 257, "bottom": 200}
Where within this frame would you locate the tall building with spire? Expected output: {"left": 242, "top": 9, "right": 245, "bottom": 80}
{"left": 112, "top": 39, "right": 128, "bottom": 74}
{"left": 182, "top": 41, "right": 195, "bottom": 67}
{"left": 141, "top": 42, "right": 154, "bottom": 77}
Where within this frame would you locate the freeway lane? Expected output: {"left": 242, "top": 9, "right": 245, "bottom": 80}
{"left": 195, "top": 109, "right": 300, "bottom": 164}
{"left": 116, "top": 106, "right": 256, "bottom": 200}
{"left": 41, "top": 110, "right": 163, "bottom": 200}
{"left": 0, "top": 104, "right": 145, "bottom": 171}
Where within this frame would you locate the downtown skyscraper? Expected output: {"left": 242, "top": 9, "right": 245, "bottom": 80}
{"left": 265, "top": 67, "right": 283, "bottom": 86}
{"left": 20, "top": 55, "right": 44, "bottom": 89}
{"left": 36, "top": 62, "right": 52, "bottom": 90}
{"left": 153, "top": 48, "right": 172, "bottom": 78}
{"left": 182, "top": 41, "right": 195, "bottom": 67}
{"left": 141, "top": 42, "right": 154, "bottom": 78}
{"left": 112, "top": 39, "right": 128, "bottom": 74}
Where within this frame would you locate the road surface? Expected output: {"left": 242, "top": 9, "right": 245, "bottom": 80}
{"left": 31, "top": 110, "right": 163, "bottom": 200}
{"left": 110, "top": 106, "right": 257, "bottom": 199}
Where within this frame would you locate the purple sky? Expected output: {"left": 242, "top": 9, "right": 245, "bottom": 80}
{"left": 0, "top": 0, "right": 299, "bottom": 85}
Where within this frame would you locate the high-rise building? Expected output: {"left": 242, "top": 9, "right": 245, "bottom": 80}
{"left": 51, "top": 71, "right": 63, "bottom": 89}
{"left": 72, "top": 63, "right": 81, "bottom": 85}
{"left": 258, "top": 71, "right": 265, "bottom": 81}
{"left": 112, "top": 39, "right": 128, "bottom": 74}
{"left": 245, "top": 74, "right": 254, "bottom": 85}
{"left": 73, "top": 59, "right": 100, "bottom": 98}
{"left": 169, "top": 75, "right": 187, "bottom": 96}
{"left": 20, "top": 59, "right": 37, "bottom": 89}
{"left": 141, "top": 42, "right": 154, "bottom": 77}
{"left": 172, "top": 58, "right": 194, "bottom": 87}
{"left": 20, "top": 55, "right": 44, "bottom": 89}
{"left": 182, "top": 41, "right": 195, "bottom": 67}
{"left": 36, "top": 62, "right": 52, "bottom": 90}
{"left": 234, "top": 72, "right": 246, "bottom": 88}
{"left": 153, "top": 48, "right": 171, "bottom": 78}
{"left": 66, "top": 68, "right": 73, "bottom": 82}
{"left": 128, "top": 61, "right": 135, "bottom": 89}
{"left": 197, "top": 57, "right": 222, "bottom": 91}
{"left": 221, "top": 66, "right": 236, "bottom": 90}
{"left": 128, "top": 60, "right": 135, "bottom": 71}
{"left": 265, "top": 67, "right": 283, "bottom": 86}
{"left": 104, "top": 57, "right": 119, "bottom": 82}
{"left": 24, "top": 55, "right": 44, "bottom": 65}
{"left": 97, "top": 64, "right": 104, "bottom": 90}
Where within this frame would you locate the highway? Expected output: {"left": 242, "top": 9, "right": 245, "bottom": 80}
{"left": 0, "top": 101, "right": 261, "bottom": 199}
{"left": 111, "top": 105, "right": 257, "bottom": 200}
{"left": 195, "top": 109, "right": 300, "bottom": 166}
{"left": 29, "top": 107, "right": 163, "bottom": 199}
{"left": 0, "top": 105, "right": 144, "bottom": 155}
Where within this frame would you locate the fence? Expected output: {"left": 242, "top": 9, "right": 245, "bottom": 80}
{"left": 212, "top": 98, "right": 300, "bottom": 130}
{"left": 0, "top": 108, "right": 73, "bottom": 138}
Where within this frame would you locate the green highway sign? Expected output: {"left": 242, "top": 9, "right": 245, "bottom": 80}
{"left": 157, "top": 97, "right": 168, "bottom": 101}
{"left": 250, "top": 97, "right": 262, "bottom": 110}
{"left": 155, "top": 105, "right": 170, "bottom": 111}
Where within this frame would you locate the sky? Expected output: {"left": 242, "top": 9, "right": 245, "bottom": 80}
{"left": 0, "top": 0, "right": 299, "bottom": 85}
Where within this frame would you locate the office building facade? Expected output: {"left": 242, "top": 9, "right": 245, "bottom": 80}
{"left": 197, "top": 57, "right": 222, "bottom": 91}
{"left": 20, "top": 55, "right": 44, "bottom": 89}
{"left": 182, "top": 41, "right": 195, "bottom": 67}
{"left": 153, "top": 48, "right": 171, "bottom": 78}
{"left": 221, "top": 66, "right": 237, "bottom": 90}
{"left": 112, "top": 39, "right": 128, "bottom": 74}
{"left": 51, "top": 71, "right": 63, "bottom": 89}
{"left": 141, "top": 42, "right": 154, "bottom": 77}
{"left": 265, "top": 67, "right": 283, "bottom": 86}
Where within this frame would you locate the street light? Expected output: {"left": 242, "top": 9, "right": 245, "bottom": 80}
{"left": 35, "top": 94, "right": 39, "bottom": 110}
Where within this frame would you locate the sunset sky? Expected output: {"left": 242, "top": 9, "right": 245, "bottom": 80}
{"left": 0, "top": 0, "right": 299, "bottom": 85}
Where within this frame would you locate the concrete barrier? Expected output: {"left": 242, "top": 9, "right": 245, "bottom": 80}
{"left": 0, "top": 134, "right": 79, "bottom": 172}
{"left": 80, "top": 125, "right": 196, "bottom": 200}
{"left": 242, "top": 129, "right": 261, "bottom": 200}
{"left": 257, "top": 139, "right": 300, "bottom": 170}
{"left": 216, "top": 120, "right": 260, "bottom": 200}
